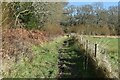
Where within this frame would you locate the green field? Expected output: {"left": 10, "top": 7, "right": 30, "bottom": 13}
{"left": 87, "top": 36, "right": 119, "bottom": 68}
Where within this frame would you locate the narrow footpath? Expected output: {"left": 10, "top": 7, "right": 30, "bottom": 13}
{"left": 57, "top": 37, "right": 99, "bottom": 79}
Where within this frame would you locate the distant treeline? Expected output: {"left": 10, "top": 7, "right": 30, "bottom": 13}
{"left": 60, "top": 2, "right": 119, "bottom": 35}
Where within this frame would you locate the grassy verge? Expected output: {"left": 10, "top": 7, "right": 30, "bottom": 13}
{"left": 4, "top": 36, "right": 67, "bottom": 78}
{"left": 86, "top": 36, "right": 119, "bottom": 69}
{"left": 58, "top": 37, "right": 98, "bottom": 78}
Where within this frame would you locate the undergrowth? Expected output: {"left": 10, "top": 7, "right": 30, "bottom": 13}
{"left": 3, "top": 36, "right": 67, "bottom": 78}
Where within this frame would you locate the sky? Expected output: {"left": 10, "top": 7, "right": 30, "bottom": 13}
{"left": 68, "top": 0, "right": 119, "bottom": 9}
{"left": 68, "top": 0, "right": 119, "bottom": 2}
{"left": 68, "top": 2, "right": 118, "bottom": 9}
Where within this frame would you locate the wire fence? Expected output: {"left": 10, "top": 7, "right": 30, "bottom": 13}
{"left": 74, "top": 34, "right": 119, "bottom": 78}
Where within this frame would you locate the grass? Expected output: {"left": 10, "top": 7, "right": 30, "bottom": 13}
{"left": 86, "top": 36, "right": 119, "bottom": 69}
{"left": 3, "top": 35, "right": 119, "bottom": 78}
{"left": 58, "top": 37, "right": 102, "bottom": 78}
{"left": 3, "top": 36, "right": 67, "bottom": 78}
{"left": 89, "top": 37, "right": 118, "bottom": 52}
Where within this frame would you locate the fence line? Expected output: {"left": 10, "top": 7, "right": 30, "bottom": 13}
{"left": 75, "top": 34, "right": 118, "bottom": 78}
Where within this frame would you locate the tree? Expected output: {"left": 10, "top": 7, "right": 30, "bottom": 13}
{"left": 1, "top": 2, "right": 35, "bottom": 29}
{"left": 33, "top": 2, "right": 66, "bottom": 28}
{"left": 108, "top": 6, "right": 118, "bottom": 35}
{"left": 2, "top": 2, "right": 67, "bottom": 30}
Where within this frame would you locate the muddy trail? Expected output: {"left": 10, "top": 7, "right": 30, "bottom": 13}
{"left": 57, "top": 37, "right": 107, "bottom": 79}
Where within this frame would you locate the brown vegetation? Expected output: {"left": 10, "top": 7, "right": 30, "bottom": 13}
{"left": 43, "top": 24, "right": 64, "bottom": 37}
{"left": 67, "top": 25, "right": 117, "bottom": 36}
{"left": 2, "top": 25, "right": 64, "bottom": 76}
{"left": 2, "top": 28, "right": 49, "bottom": 60}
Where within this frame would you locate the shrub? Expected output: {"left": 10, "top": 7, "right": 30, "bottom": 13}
{"left": 43, "top": 23, "right": 64, "bottom": 37}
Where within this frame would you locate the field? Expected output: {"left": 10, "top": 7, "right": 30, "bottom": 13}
{"left": 87, "top": 36, "right": 119, "bottom": 69}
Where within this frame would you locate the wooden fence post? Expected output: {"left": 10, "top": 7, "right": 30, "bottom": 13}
{"left": 85, "top": 40, "right": 89, "bottom": 70}
{"left": 95, "top": 44, "right": 97, "bottom": 57}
